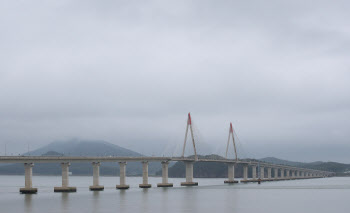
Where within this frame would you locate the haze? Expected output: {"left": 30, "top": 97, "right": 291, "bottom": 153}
{"left": 0, "top": 1, "right": 349, "bottom": 162}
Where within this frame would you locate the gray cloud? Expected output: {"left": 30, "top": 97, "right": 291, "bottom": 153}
{"left": 0, "top": 0, "right": 349, "bottom": 162}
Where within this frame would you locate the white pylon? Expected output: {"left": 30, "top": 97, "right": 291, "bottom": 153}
{"left": 181, "top": 113, "right": 198, "bottom": 161}
{"left": 225, "top": 122, "right": 238, "bottom": 162}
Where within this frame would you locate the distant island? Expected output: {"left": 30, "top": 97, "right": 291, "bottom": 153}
{"left": 0, "top": 140, "right": 349, "bottom": 177}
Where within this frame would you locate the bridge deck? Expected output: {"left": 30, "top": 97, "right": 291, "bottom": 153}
{"left": 0, "top": 156, "right": 333, "bottom": 175}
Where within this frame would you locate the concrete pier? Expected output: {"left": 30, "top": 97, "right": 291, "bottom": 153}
{"left": 244, "top": 165, "right": 248, "bottom": 180}
{"left": 89, "top": 162, "right": 104, "bottom": 191}
{"left": 181, "top": 161, "right": 198, "bottom": 186}
{"left": 20, "top": 163, "right": 37, "bottom": 194}
{"left": 267, "top": 167, "right": 272, "bottom": 179}
{"left": 240, "top": 164, "right": 249, "bottom": 182}
{"left": 116, "top": 162, "right": 129, "bottom": 189}
{"left": 139, "top": 161, "right": 151, "bottom": 188}
{"left": 224, "top": 163, "right": 238, "bottom": 184}
{"left": 273, "top": 168, "right": 278, "bottom": 180}
{"left": 280, "top": 169, "right": 284, "bottom": 179}
{"left": 252, "top": 165, "right": 257, "bottom": 180}
{"left": 285, "top": 169, "right": 290, "bottom": 179}
{"left": 260, "top": 167, "right": 265, "bottom": 179}
{"left": 241, "top": 164, "right": 259, "bottom": 183}
{"left": 157, "top": 161, "right": 173, "bottom": 187}
{"left": 54, "top": 162, "right": 76, "bottom": 192}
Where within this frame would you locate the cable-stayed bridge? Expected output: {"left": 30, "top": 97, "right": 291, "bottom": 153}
{"left": 0, "top": 113, "right": 335, "bottom": 194}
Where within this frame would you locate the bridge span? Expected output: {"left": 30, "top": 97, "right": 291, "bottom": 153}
{"left": 0, "top": 156, "right": 335, "bottom": 194}
{"left": 0, "top": 113, "right": 335, "bottom": 194}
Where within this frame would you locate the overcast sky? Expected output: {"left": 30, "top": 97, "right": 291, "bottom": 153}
{"left": 0, "top": 0, "right": 349, "bottom": 162}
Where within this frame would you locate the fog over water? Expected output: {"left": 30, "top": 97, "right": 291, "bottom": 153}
{"left": 0, "top": 1, "right": 350, "bottom": 162}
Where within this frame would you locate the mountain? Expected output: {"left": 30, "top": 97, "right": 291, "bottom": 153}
{"left": 0, "top": 139, "right": 161, "bottom": 176}
{"left": 23, "top": 139, "right": 142, "bottom": 157}
{"left": 259, "top": 157, "right": 303, "bottom": 166}
{"left": 42, "top": 151, "right": 64, "bottom": 156}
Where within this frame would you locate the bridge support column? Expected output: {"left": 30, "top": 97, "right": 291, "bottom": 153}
{"left": 280, "top": 169, "right": 284, "bottom": 179}
{"left": 54, "top": 162, "right": 76, "bottom": 192}
{"left": 252, "top": 165, "right": 257, "bottom": 180}
{"left": 285, "top": 170, "right": 290, "bottom": 179}
{"left": 267, "top": 167, "right": 272, "bottom": 180}
{"left": 157, "top": 161, "right": 173, "bottom": 187}
{"left": 116, "top": 162, "right": 129, "bottom": 190}
{"left": 292, "top": 170, "right": 295, "bottom": 179}
{"left": 181, "top": 161, "right": 198, "bottom": 186}
{"left": 273, "top": 168, "right": 278, "bottom": 180}
{"left": 89, "top": 162, "right": 104, "bottom": 191}
{"left": 241, "top": 164, "right": 248, "bottom": 182}
{"left": 139, "top": 161, "right": 151, "bottom": 188}
{"left": 20, "top": 163, "right": 37, "bottom": 194}
{"left": 260, "top": 167, "right": 265, "bottom": 179}
{"left": 224, "top": 163, "right": 238, "bottom": 184}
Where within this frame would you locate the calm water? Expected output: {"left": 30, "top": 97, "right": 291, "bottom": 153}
{"left": 0, "top": 176, "right": 349, "bottom": 213}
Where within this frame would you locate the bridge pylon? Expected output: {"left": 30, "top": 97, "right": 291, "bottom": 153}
{"left": 225, "top": 122, "right": 238, "bottom": 162}
{"left": 181, "top": 113, "right": 198, "bottom": 161}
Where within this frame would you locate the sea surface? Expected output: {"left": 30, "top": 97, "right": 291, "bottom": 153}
{"left": 0, "top": 175, "right": 349, "bottom": 213}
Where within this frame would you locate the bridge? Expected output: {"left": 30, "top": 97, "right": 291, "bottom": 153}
{"left": 0, "top": 113, "right": 335, "bottom": 194}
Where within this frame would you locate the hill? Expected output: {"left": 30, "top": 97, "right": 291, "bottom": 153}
{"left": 23, "top": 139, "right": 142, "bottom": 157}
{"left": 0, "top": 139, "right": 161, "bottom": 176}
{"left": 259, "top": 157, "right": 303, "bottom": 166}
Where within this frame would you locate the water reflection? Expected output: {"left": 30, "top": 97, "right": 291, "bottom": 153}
{"left": 182, "top": 187, "right": 197, "bottom": 211}
{"left": 92, "top": 191, "right": 100, "bottom": 213}
{"left": 61, "top": 193, "right": 69, "bottom": 212}
{"left": 119, "top": 190, "right": 126, "bottom": 212}
{"left": 224, "top": 188, "right": 239, "bottom": 212}
{"left": 0, "top": 177, "right": 346, "bottom": 213}
{"left": 24, "top": 194, "right": 32, "bottom": 213}
{"left": 160, "top": 188, "right": 169, "bottom": 213}
{"left": 141, "top": 189, "right": 149, "bottom": 213}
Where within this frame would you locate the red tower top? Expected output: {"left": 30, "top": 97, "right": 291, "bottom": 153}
{"left": 188, "top": 113, "right": 192, "bottom": 125}
{"left": 230, "top": 122, "right": 233, "bottom": 133}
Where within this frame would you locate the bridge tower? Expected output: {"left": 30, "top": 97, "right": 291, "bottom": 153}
{"left": 224, "top": 123, "right": 239, "bottom": 184}
{"left": 180, "top": 113, "right": 199, "bottom": 186}
{"left": 181, "top": 113, "right": 198, "bottom": 161}
{"left": 225, "top": 122, "right": 238, "bottom": 161}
